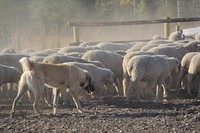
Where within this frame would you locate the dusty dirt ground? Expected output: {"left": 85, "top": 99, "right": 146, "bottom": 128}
{"left": 0, "top": 90, "right": 200, "bottom": 133}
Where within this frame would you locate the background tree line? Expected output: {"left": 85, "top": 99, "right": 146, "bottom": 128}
{"left": 0, "top": 0, "right": 199, "bottom": 51}
{"left": 0, "top": 0, "right": 199, "bottom": 27}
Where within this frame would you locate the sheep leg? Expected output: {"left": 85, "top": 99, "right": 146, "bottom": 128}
{"left": 52, "top": 88, "right": 61, "bottom": 115}
{"left": 118, "top": 77, "right": 123, "bottom": 96}
{"left": 112, "top": 82, "right": 119, "bottom": 96}
{"left": 122, "top": 75, "right": 130, "bottom": 97}
{"left": 114, "top": 78, "right": 120, "bottom": 96}
{"left": 125, "top": 81, "right": 134, "bottom": 102}
{"left": 138, "top": 82, "right": 145, "bottom": 100}
{"left": 7, "top": 83, "right": 14, "bottom": 100}
{"left": 166, "top": 74, "right": 172, "bottom": 91}
{"left": 198, "top": 82, "right": 200, "bottom": 99}
{"left": 99, "top": 86, "right": 103, "bottom": 102}
{"left": 10, "top": 83, "right": 28, "bottom": 116}
{"left": 175, "top": 67, "right": 188, "bottom": 91}
{"left": 145, "top": 83, "right": 156, "bottom": 101}
{"left": 161, "top": 82, "right": 168, "bottom": 101}
{"left": 135, "top": 82, "right": 141, "bottom": 103}
{"left": 1, "top": 84, "right": 8, "bottom": 99}
{"left": 125, "top": 80, "right": 140, "bottom": 103}
{"left": 187, "top": 74, "right": 194, "bottom": 97}
{"left": 154, "top": 84, "right": 161, "bottom": 102}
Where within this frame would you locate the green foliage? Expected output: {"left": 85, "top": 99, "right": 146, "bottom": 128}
{"left": 95, "top": 0, "right": 115, "bottom": 21}
{"left": 28, "top": 0, "right": 80, "bottom": 25}
{"left": 0, "top": 0, "right": 31, "bottom": 25}
{"left": 0, "top": 0, "right": 198, "bottom": 27}
{"left": 136, "top": 0, "right": 147, "bottom": 19}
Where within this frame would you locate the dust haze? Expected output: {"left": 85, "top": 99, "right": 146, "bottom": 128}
{"left": 0, "top": 0, "right": 199, "bottom": 51}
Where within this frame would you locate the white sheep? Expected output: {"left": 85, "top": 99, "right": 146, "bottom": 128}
{"left": 19, "top": 48, "right": 35, "bottom": 55}
{"left": 125, "top": 55, "right": 180, "bottom": 102}
{"left": 96, "top": 42, "right": 134, "bottom": 52}
{"left": 1, "top": 48, "right": 16, "bottom": 53}
{"left": 140, "top": 40, "right": 174, "bottom": 51}
{"left": 58, "top": 46, "right": 99, "bottom": 54}
{"left": 152, "top": 35, "right": 165, "bottom": 40}
{"left": 43, "top": 54, "right": 105, "bottom": 68}
{"left": 0, "top": 53, "right": 29, "bottom": 72}
{"left": 140, "top": 31, "right": 185, "bottom": 52}
{"left": 0, "top": 53, "right": 28, "bottom": 100}
{"left": 148, "top": 41, "right": 200, "bottom": 61}
{"left": 187, "top": 53, "right": 200, "bottom": 98}
{"left": 126, "top": 42, "right": 147, "bottom": 52}
{"left": 175, "top": 52, "right": 199, "bottom": 91}
{"left": 147, "top": 41, "right": 199, "bottom": 90}
{"left": 82, "top": 50, "right": 124, "bottom": 95}
{"left": 63, "top": 62, "right": 115, "bottom": 102}
{"left": 29, "top": 56, "right": 46, "bottom": 63}
{"left": 28, "top": 48, "right": 60, "bottom": 57}
{"left": 0, "top": 64, "right": 21, "bottom": 101}
{"left": 78, "top": 42, "right": 96, "bottom": 47}
{"left": 64, "top": 52, "right": 84, "bottom": 58}
{"left": 195, "top": 33, "right": 200, "bottom": 41}
{"left": 168, "top": 31, "right": 185, "bottom": 41}
{"left": 122, "top": 51, "right": 154, "bottom": 96}
{"left": 0, "top": 64, "right": 21, "bottom": 85}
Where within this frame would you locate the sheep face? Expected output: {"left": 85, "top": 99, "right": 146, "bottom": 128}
{"left": 185, "top": 41, "right": 200, "bottom": 52}
{"left": 177, "top": 32, "right": 185, "bottom": 40}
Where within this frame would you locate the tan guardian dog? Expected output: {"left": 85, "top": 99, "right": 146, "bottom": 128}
{"left": 10, "top": 57, "right": 95, "bottom": 116}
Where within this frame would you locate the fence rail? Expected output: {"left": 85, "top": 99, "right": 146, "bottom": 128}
{"left": 68, "top": 17, "right": 200, "bottom": 44}
{"left": 68, "top": 17, "right": 200, "bottom": 27}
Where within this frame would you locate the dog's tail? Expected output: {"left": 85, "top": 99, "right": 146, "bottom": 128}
{"left": 19, "top": 57, "right": 33, "bottom": 72}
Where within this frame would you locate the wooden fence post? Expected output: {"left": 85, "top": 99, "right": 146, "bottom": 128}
{"left": 175, "top": 24, "right": 180, "bottom": 31}
{"left": 73, "top": 26, "right": 79, "bottom": 45}
{"left": 164, "top": 17, "right": 170, "bottom": 38}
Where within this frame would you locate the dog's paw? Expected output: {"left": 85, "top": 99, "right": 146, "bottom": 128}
{"left": 77, "top": 109, "right": 84, "bottom": 113}
{"left": 162, "top": 98, "right": 168, "bottom": 103}
{"left": 53, "top": 109, "right": 57, "bottom": 115}
{"left": 9, "top": 112, "right": 14, "bottom": 118}
{"left": 35, "top": 111, "right": 42, "bottom": 116}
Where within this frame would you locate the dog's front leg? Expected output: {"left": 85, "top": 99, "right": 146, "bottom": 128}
{"left": 43, "top": 86, "right": 53, "bottom": 107}
{"left": 52, "top": 88, "right": 61, "bottom": 115}
{"left": 70, "top": 91, "right": 84, "bottom": 113}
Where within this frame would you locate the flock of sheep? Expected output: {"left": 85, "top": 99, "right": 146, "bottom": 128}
{"left": 0, "top": 31, "right": 200, "bottom": 115}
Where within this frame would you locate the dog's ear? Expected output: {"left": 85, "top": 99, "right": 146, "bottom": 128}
{"left": 80, "top": 82, "right": 85, "bottom": 87}
{"left": 86, "top": 72, "right": 92, "bottom": 84}
{"left": 80, "top": 72, "right": 91, "bottom": 87}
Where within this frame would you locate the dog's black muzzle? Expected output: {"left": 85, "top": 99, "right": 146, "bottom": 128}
{"left": 84, "top": 81, "right": 95, "bottom": 94}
